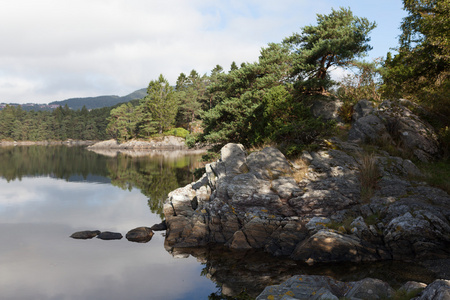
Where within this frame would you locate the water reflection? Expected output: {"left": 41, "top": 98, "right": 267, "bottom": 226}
{"left": 0, "top": 146, "right": 443, "bottom": 300}
{"left": 167, "top": 246, "right": 438, "bottom": 298}
{"left": 0, "top": 146, "right": 214, "bottom": 300}
{"left": 0, "top": 146, "right": 203, "bottom": 218}
{"left": 0, "top": 177, "right": 215, "bottom": 300}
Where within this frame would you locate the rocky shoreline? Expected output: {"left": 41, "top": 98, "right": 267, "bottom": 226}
{"left": 87, "top": 136, "right": 187, "bottom": 150}
{"left": 0, "top": 135, "right": 194, "bottom": 150}
{"left": 164, "top": 142, "right": 450, "bottom": 261}
{"left": 162, "top": 99, "right": 450, "bottom": 298}
{"left": 0, "top": 139, "right": 97, "bottom": 146}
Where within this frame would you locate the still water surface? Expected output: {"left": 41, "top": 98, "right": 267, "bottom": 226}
{"left": 0, "top": 146, "right": 216, "bottom": 300}
{"left": 0, "top": 146, "right": 440, "bottom": 300}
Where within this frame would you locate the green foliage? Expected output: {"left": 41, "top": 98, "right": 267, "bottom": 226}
{"left": 164, "top": 127, "right": 189, "bottom": 138}
{"left": 262, "top": 86, "right": 335, "bottom": 156}
{"left": 336, "top": 59, "right": 382, "bottom": 123}
{"left": 185, "top": 133, "right": 200, "bottom": 148}
{"left": 200, "top": 43, "right": 297, "bottom": 148}
{"left": 284, "top": 7, "right": 376, "bottom": 93}
{"left": 140, "top": 74, "right": 179, "bottom": 135}
{"left": 382, "top": 0, "right": 450, "bottom": 116}
{"left": 415, "top": 159, "right": 450, "bottom": 194}
{"left": 174, "top": 70, "right": 207, "bottom": 131}
{"left": 0, "top": 104, "right": 110, "bottom": 141}
{"left": 106, "top": 103, "right": 142, "bottom": 142}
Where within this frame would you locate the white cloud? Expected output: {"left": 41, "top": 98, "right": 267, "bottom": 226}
{"left": 0, "top": 0, "right": 405, "bottom": 103}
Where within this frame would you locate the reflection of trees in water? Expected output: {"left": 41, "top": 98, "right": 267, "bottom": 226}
{"left": 106, "top": 153, "right": 203, "bottom": 218}
{"left": 0, "top": 146, "right": 110, "bottom": 181}
{"left": 166, "top": 246, "right": 437, "bottom": 299}
{"left": 0, "top": 146, "right": 203, "bottom": 218}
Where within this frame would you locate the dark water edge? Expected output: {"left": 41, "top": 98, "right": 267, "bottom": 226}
{"left": 168, "top": 245, "right": 446, "bottom": 298}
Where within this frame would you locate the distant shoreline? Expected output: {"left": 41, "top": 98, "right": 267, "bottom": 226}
{"left": 0, "top": 140, "right": 97, "bottom": 146}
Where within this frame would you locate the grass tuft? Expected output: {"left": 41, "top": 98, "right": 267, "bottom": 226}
{"left": 358, "top": 153, "right": 380, "bottom": 203}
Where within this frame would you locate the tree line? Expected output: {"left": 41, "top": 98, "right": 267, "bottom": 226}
{"left": 105, "top": 7, "right": 377, "bottom": 154}
{"left": 1, "top": 3, "right": 448, "bottom": 155}
{"left": 0, "top": 104, "right": 111, "bottom": 141}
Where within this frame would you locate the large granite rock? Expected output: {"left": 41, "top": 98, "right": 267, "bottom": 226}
{"left": 348, "top": 100, "right": 440, "bottom": 162}
{"left": 163, "top": 141, "right": 450, "bottom": 263}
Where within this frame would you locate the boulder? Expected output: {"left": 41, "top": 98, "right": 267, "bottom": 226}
{"left": 70, "top": 230, "right": 101, "bottom": 239}
{"left": 310, "top": 98, "right": 343, "bottom": 123}
{"left": 97, "top": 231, "right": 123, "bottom": 240}
{"left": 352, "top": 99, "right": 375, "bottom": 121}
{"left": 348, "top": 113, "right": 388, "bottom": 143}
{"left": 126, "top": 227, "right": 154, "bottom": 243}
{"left": 256, "top": 275, "right": 350, "bottom": 300}
{"left": 348, "top": 100, "right": 440, "bottom": 162}
{"left": 415, "top": 279, "right": 450, "bottom": 300}
{"left": 399, "top": 281, "right": 427, "bottom": 294}
{"left": 290, "top": 229, "right": 381, "bottom": 263}
{"left": 220, "top": 143, "right": 246, "bottom": 176}
{"left": 344, "top": 278, "right": 394, "bottom": 300}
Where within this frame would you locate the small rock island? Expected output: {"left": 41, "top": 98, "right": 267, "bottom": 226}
{"left": 162, "top": 100, "right": 450, "bottom": 299}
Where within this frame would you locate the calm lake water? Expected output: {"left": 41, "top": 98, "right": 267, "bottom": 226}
{"left": 0, "top": 146, "right": 440, "bottom": 300}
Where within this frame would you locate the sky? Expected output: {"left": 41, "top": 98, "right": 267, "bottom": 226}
{"left": 0, "top": 0, "right": 407, "bottom": 104}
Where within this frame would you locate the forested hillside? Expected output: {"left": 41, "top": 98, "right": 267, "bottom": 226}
{"left": 0, "top": 104, "right": 111, "bottom": 141}
{"left": 48, "top": 88, "right": 147, "bottom": 110}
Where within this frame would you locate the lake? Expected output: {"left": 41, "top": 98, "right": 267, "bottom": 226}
{"left": 0, "top": 146, "right": 440, "bottom": 299}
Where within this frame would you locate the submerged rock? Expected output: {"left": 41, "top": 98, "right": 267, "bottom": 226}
{"left": 256, "top": 275, "right": 396, "bottom": 300}
{"left": 126, "top": 227, "right": 154, "bottom": 243}
{"left": 97, "top": 231, "right": 123, "bottom": 240}
{"left": 70, "top": 230, "right": 101, "bottom": 239}
{"left": 257, "top": 275, "right": 450, "bottom": 300}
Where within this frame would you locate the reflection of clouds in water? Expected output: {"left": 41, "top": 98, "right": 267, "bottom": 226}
{"left": 0, "top": 177, "right": 161, "bottom": 230}
{"left": 0, "top": 177, "right": 216, "bottom": 299}
{"left": 0, "top": 224, "right": 214, "bottom": 300}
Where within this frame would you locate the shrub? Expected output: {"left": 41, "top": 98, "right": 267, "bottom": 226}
{"left": 164, "top": 127, "right": 189, "bottom": 138}
{"left": 184, "top": 133, "right": 199, "bottom": 148}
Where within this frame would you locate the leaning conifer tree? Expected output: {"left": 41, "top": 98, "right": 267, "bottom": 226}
{"left": 284, "top": 7, "right": 376, "bottom": 94}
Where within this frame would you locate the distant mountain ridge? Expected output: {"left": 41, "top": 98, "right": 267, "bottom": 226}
{"left": 49, "top": 88, "right": 147, "bottom": 110}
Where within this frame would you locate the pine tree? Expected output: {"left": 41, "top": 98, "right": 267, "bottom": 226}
{"left": 284, "top": 7, "right": 376, "bottom": 93}
{"left": 140, "top": 74, "right": 178, "bottom": 135}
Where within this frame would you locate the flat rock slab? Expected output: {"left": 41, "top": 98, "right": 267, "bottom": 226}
{"left": 97, "top": 231, "right": 123, "bottom": 240}
{"left": 70, "top": 230, "right": 101, "bottom": 239}
{"left": 126, "top": 227, "right": 154, "bottom": 243}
